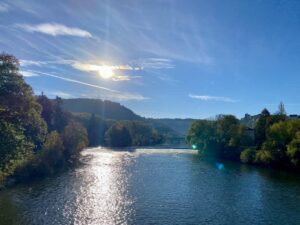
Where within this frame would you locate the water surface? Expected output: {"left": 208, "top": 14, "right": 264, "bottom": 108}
{"left": 1, "top": 147, "right": 300, "bottom": 225}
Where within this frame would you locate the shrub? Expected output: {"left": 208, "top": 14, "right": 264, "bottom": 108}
{"left": 240, "top": 148, "right": 256, "bottom": 163}
{"left": 255, "top": 150, "right": 273, "bottom": 165}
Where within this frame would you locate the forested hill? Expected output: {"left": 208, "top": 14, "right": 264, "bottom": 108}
{"left": 61, "top": 98, "right": 142, "bottom": 120}
{"left": 60, "top": 98, "right": 187, "bottom": 137}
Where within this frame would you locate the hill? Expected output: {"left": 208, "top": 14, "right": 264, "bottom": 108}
{"left": 61, "top": 98, "right": 142, "bottom": 120}
{"left": 59, "top": 98, "right": 188, "bottom": 138}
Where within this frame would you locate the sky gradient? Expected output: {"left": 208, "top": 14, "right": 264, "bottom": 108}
{"left": 1, "top": 0, "right": 300, "bottom": 118}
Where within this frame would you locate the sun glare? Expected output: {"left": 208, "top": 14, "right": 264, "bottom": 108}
{"left": 98, "top": 65, "right": 114, "bottom": 79}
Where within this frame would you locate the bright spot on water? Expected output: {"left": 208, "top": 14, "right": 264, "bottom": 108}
{"left": 192, "top": 144, "right": 197, "bottom": 150}
{"left": 216, "top": 162, "right": 224, "bottom": 170}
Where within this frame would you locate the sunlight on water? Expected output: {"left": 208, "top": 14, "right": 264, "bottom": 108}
{"left": 69, "top": 148, "right": 134, "bottom": 225}
{"left": 68, "top": 147, "right": 197, "bottom": 224}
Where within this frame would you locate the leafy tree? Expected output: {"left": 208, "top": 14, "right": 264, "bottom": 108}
{"left": 254, "top": 119, "right": 300, "bottom": 166}
{"left": 105, "top": 123, "right": 132, "bottom": 147}
{"left": 255, "top": 150, "right": 273, "bottom": 165}
{"left": 254, "top": 108, "right": 271, "bottom": 148}
{"left": 0, "top": 53, "right": 47, "bottom": 181}
{"left": 0, "top": 120, "right": 33, "bottom": 181}
{"left": 240, "top": 148, "right": 256, "bottom": 163}
{"left": 287, "top": 132, "right": 300, "bottom": 167}
{"left": 216, "top": 115, "right": 246, "bottom": 159}
{"left": 38, "top": 131, "right": 65, "bottom": 174}
{"left": 52, "top": 97, "right": 71, "bottom": 132}
{"left": 216, "top": 115, "right": 239, "bottom": 143}
{"left": 229, "top": 124, "right": 253, "bottom": 149}
{"left": 37, "top": 95, "right": 73, "bottom": 133}
{"left": 37, "top": 94, "right": 54, "bottom": 131}
{"left": 62, "top": 122, "right": 88, "bottom": 160}
{"left": 187, "top": 120, "right": 218, "bottom": 156}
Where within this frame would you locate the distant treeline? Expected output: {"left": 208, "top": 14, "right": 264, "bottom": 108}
{"left": 0, "top": 53, "right": 163, "bottom": 185}
{"left": 75, "top": 113, "right": 164, "bottom": 147}
{"left": 187, "top": 104, "right": 300, "bottom": 170}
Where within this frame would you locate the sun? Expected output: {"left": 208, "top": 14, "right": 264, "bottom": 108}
{"left": 98, "top": 65, "right": 114, "bottom": 79}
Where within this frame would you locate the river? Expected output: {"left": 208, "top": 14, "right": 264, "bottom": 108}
{"left": 1, "top": 147, "right": 300, "bottom": 225}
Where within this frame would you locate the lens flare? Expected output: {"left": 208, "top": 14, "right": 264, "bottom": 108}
{"left": 97, "top": 65, "right": 114, "bottom": 79}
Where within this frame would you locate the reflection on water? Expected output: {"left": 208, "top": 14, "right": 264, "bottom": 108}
{"left": 1, "top": 147, "right": 300, "bottom": 225}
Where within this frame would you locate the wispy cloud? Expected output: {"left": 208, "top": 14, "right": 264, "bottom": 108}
{"left": 30, "top": 70, "right": 118, "bottom": 92}
{"left": 131, "top": 58, "right": 175, "bottom": 69}
{"left": 72, "top": 62, "right": 141, "bottom": 81}
{"left": 29, "top": 70, "right": 147, "bottom": 101}
{"left": 16, "top": 23, "right": 92, "bottom": 38}
{"left": 20, "top": 60, "right": 45, "bottom": 67}
{"left": 20, "top": 59, "right": 143, "bottom": 81}
{"left": 50, "top": 91, "right": 73, "bottom": 98}
{"left": 20, "top": 70, "right": 39, "bottom": 77}
{"left": 189, "top": 94, "right": 237, "bottom": 103}
{"left": 0, "top": 3, "right": 9, "bottom": 12}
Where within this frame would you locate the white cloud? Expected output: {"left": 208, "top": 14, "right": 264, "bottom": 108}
{"left": 16, "top": 23, "right": 92, "bottom": 38}
{"left": 0, "top": 3, "right": 9, "bottom": 12}
{"left": 189, "top": 94, "right": 237, "bottom": 103}
{"left": 20, "top": 70, "right": 39, "bottom": 77}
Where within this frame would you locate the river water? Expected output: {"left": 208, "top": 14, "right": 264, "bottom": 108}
{"left": 1, "top": 147, "right": 300, "bottom": 225}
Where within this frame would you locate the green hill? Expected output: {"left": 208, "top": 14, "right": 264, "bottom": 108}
{"left": 61, "top": 98, "right": 142, "bottom": 120}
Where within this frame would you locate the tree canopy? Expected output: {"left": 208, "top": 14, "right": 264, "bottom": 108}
{"left": 0, "top": 53, "right": 89, "bottom": 183}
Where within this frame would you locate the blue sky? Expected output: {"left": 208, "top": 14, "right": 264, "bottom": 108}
{"left": 1, "top": 0, "right": 300, "bottom": 118}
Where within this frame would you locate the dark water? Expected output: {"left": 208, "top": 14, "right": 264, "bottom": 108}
{"left": 1, "top": 148, "right": 300, "bottom": 225}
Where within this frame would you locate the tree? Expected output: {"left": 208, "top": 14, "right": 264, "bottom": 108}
{"left": 258, "top": 120, "right": 300, "bottom": 166}
{"left": 240, "top": 148, "right": 256, "bottom": 163}
{"left": 62, "top": 121, "right": 89, "bottom": 160}
{"left": 216, "top": 115, "right": 239, "bottom": 144}
{"left": 254, "top": 108, "right": 271, "bottom": 148}
{"left": 52, "top": 97, "right": 71, "bottom": 132}
{"left": 187, "top": 120, "right": 219, "bottom": 156}
{"left": 277, "top": 101, "right": 286, "bottom": 115}
{"left": 216, "top": 115, "right": 248, "bottom": 159}
{"left": 287, "top": 132, "right": 300, "bottom": 167}
{"left": 0, "top": 53, "right": 47, "bottom": 181}
{"left": 255, "top": 150, "right": 273, "bottom": 165}
{"left": 105, "top": 123, "right": 132, "bottom": 147}
{"left": 37, "top": 94, "right": 54, "bottom": 131}
{"left": 38, "top": 131, "right": 65, "bottom": 174}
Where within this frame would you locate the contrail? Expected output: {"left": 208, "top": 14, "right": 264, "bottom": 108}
{"left": 29, "top": 70, "right": 120, "bottom": 93}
